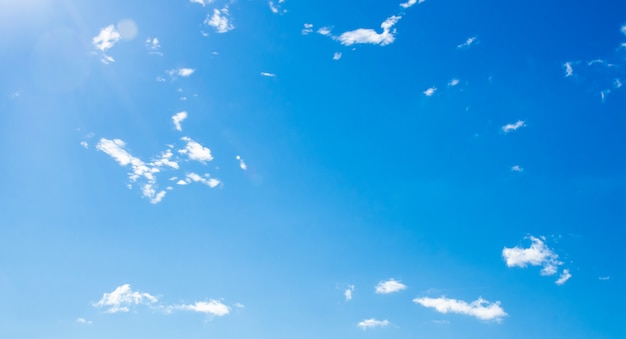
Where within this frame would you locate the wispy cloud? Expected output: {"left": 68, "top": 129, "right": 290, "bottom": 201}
{"left": 457, "top": 36, "right": 478, "bottom": 49}
{"left": 563, "top": 62, "right": 574, "bottom": 77}
{"left": 400, "top": 0, "right": 425, "bottom": 8}
{"left": 317, "top": 27, "right": 332, "bottom": 36}
{"left": 555, "top": 269, "right": 572, "bottom": 285}
{"left": 333, "top": 52, "right": 342, "bottom": 60}
{"left": 599, "top": 276, "right": 610, "bottom": 281}
{"left": 302, "top": 23, "right": 313, "bottom": 35}
{"left": 179, "top": 137, "right": 213, "bottom": 163}
{"left": 375, "top": 278, "right": 407, "bottom": 294}
{"left": 260, "top": 72, "right": 276, "bottom": 77}
{"left": 501, "top": 120, "right": 525, "bottom": 133}
{"left": 170, "top": 300, "right": 230, "bottom": 316}
{"left": 269, "top": 0, "right": 286, "bottom": 14}
{"left": 80, "top": 141, "right": 89, "bottom": 149}
{"left": 337, "top": 15, "right": 402, "bottom": 46}
{"left": 185, "top": 172, "right": 221, "bottom": 188}
{"left": 236, "top": 155, "right": 247, "bottom": 170}
{"left": 76, "top": 318, "right": 93, "bottom": 325}
{"left": 358, "top": 318, "right": 390, "bottom": 330}
{"left": 503, "top": 236, "right": 571, "bottom": 284}
{"left": 93, "top": 284, "right": 158, "bottom": 313}
{"left": 172, "top": 111, "right": 188, "bottom": 131}
{"left": 448, "top": 78, "right": 460, "bottom": 87}
{"left": 423, "top": 87, "right": 437, "bottom": 96}
{"left": 145, "top": 37, "right": 162, "bottom": 56}
{"left": 344, "top": 285, "right": 355, "bottom": 301}
{"left": 190, "top": 0, "right": 213, "bottom": 6}
{"left": 413, "top": 296, "right": 507, "bottom": 321}
{"left": 511, "top": 165, "right": 523, "bottom": 172}
{"left": 206, "top": 7, "right": 234, "bottom": 33}
{"left": 166, "top": 68, "right": 196, "bottom": 80}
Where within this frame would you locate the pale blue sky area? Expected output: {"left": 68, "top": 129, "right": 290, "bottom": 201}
{"left": 1, "top": 0, "right": 625, "bottom": 338}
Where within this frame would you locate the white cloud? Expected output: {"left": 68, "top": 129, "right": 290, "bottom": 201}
{"left": 269, "top": 0, "right": 286, "bottom": 14}
{"left": 337, "top": 15, "right": 401, "bottom": 46}
{"left": 599, "top": 276, "right": 610, "bottom": 281}
{"left": 93, "top": 284, "right": 158, "bottom": 313}
{"left": 501, "top": 120, "right": 525, "bottom": 133}
{"left": 151, "top": 149, "right": 179, "bottom": 170}
{"left": 93, "top": 25, "right": 120, "bottom": 51}
{"left": 344, "top": 285, "right": 355, "bottom": 301}
{"left": 76, "top": 318, "right": 93, "bottom": 325}
{"left": 236, "top": 155, "right": 247, "bottom": 170}
{"left": 185, "top": 172, "right": 221, "bottom": 188}
{"left": 358, "top": 318, "right": 390, "bottom": 330}
{"left": 172, "top": 300, "right": 230, "bottom": 316}
{"left": 502, "top": 236, "right": 568, "bottom": 281}
{"left": 457, "top": 36, "right": 478, "bottom": 49}
{"left": 400, "top": 0, "right": 425, "bottom": 8}
{"left": 260, "top": 72, "right": 276, "bottom": 77}
{"left": 375, "top": 278, "right": 407, "bottom": 294}
{"left": 556, "top": 269, "right": 572, "bottom": 285}
{"left": 80, "top": 141, "right": 89, "bottom": 149}
{"left": 511, "top": 165, "right": 523, "bottom": 172}
{"left": 423, "top": 87, "right": 437, "bottom": 96}
{"left": 206, "top": 7, "right": 234, "bottom": 33}
{"left": 178, "top": 68, "right": 195, "bottom": 77}
{"left": 190, "top": 0, "right": 213, "bottom": 6}
{"left": 333, "top": 52, "right": 342, "bottom": 60}
{"left": 145, "top": 37, "right": 162, "bottom": 55}
{"left": 413, "top": 296, "right": 507, "bottom": 321}
{"left": 302, "top": 23, "right": 313, "bottom": 35}
{"left": 448, "top": 78, "right": 460, "bottom": 87}
{"left": 563, "top": 62, "right": 574, "bottom": 77}
{"left": 601, "top": 89, "right": 610, "bottom": 103}
{"left": 615, "top": 79, "right": 623, "bottom": 89}
{"left": 317, "top": 27, "right": 332, "bottom": 36}
{"left": 622, "top": 24, "right": 626, "bottom": 35}
{"left": 179, "top": 137, "right": 213, "bottom": 163}
{"left": 172, "top": 111, "right": 188, "bottom": 131}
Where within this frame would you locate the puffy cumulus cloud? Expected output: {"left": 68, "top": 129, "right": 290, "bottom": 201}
{"left": 172, "top": 111, "right": 188, "bottom": 131}
{"left": 375, "top": 278, "right": 407, "bottom": 294}
{"left": 206, "top": 7, "right": 234, "bottom": 33}
{"left": 179, "top": 137, "right": 213, "bottom": 163}
{"left": 413, "top": 296, "right": 507, "bottom": 321}
{"left": 170, "top": 300, "right": 230, "bottom": 316}
{"left": 358, "top": 318, "right": 390, "bottom": 330}
{"left": 501, "top": 120, "right": 525, "bottom": 133}
{"left": 333, "top": 52, "right": 342, "bottom": 60}
{"left": 337, "top": 16, "right": 402, "bottom": 46}
{"left": 423, "top": 87, "right": 437, "bottom": 96}
{"left": 93, "top": 284, "right": 158, "bottom": 313}
{"left": 93, "top": 25, "right": 120, "bottom": 51}
{"left": 503, "top": 236, "right": 572, "bottom": 284}
{"left": 556, "top": 269, "right": 572, "bottom": 285}
{"left": 344, "top": 285, "right": 355, "bottom": 301}
{"left": 457, "top": 36, "right": 478, "bottom": 49}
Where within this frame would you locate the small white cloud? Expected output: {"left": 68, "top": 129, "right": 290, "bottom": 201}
{"left": 511, "top": 165, "right": 523, "bottom": 172}
{"left": 358, "top": 318, "right": 390, "bottom": 330}
{"left": 93, "top": 284, "right": 158, "bottom": 313}
{"left": 555, "top": 269, "right": 572, "bottom": 285}
{"left": 145, "top": 37, "right": 162, "bottom": 55}
{"left": 302, "top": 23, "right": 313, "bottom": 35}
{"left": 601, "top": 89, "right": 610, "bottom": 103}
{"left": 317, "top": 27, "right": 332, "bottom": 36}
{"left": 615, "top": 79, "right": 623, "bottom": 89}
{"left": 501, "top": 120, "right": 525, "bottom": 133}
{"left": 337, "top": 15, "right": 401, "bottom": 46}
{"left": 190, "top": 0, "right": 213, "bottom": 6}
{"left": 186, "top": 173, "right": 221, "bottom": 188}
{"left": 599, "top": 276, "right": 610, "bottom": 281}
{"left": 502, "top": 236, "right": 565, "bottom": 279}
{"left": 344, "top": 285, "right": 355, "bottom": 301}
{"left": 375, "top": 279, "right": 407, "bottom": 294}
{"left": 448, "top": 78, "right": 460, "bottom": 87}
{"left": 179, "top": 137, "right": 213, "bottom": 163}
{"left": 269, "top": 0, "right": 287, "bottom": 14}
{"left": 178, "top": 68, "right": 195, "bottom": 77}
{"left": 76, "top": 318, "right": 93, "bottom": 325}
{"left": 413, "top": 296, "right": 507, "bottom": 321}
{"left": 563, "top": 62, "right": 574, "bottom": 77}
{"left": 400, "top": 0, "right": 425, "bottom": 8}
{"left": 176, "top": 179, "right": 188, "bottom": 185}
{"left": 333, "top": 52, "right": 342, "bottom": 60}
{"left": 260, "top": 72, "right": 276, "bottom": 77}
{"left": 151, "top": 149, "right": 179, "bottom": 170}
{"left": 621, "top": 24, "right": 626, "bottom": 35}
{"left": 172, "top": 300, "right": 230, "bottom": 316}
{"left": 93, "top": 25, "right": 120, "bottom": 51}
{"left": 423, "top": 87, "right": 437, "bottom": 96}
{"left": 172, "top": 111, "right": 188, "bottom": 131}
{"left": 80, "top": 141, "right": 89, "bottom": 149}
{"left": 236, "top": 155, "right": 247, "bottom": 170}
{"left": 457, "top": 36, "right": 478, "bottom": 49}
{"left": 206, "top": 7, "right": 234, "bottom": 33}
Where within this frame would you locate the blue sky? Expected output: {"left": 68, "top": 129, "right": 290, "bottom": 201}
{"left": 1, "top": 0, "right": 625, "bottom": 337}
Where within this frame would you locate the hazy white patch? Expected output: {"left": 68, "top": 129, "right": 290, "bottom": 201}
{"left": 333, "top": 52, "right": 342, "bottom": 60}
{"left": 457, "top": 36, "right": 478, "bottom": 49}
{"left": 156, "top": 76, "right": 166, "bottom": 82}
{"left": 186, "top": 172, "right": 221, "bottom": 188}
{"left": 344, "top": 285, "right": 355, "bottom": 301}
{"left": 375, "top": 278, "right": 407, "bottom": 294}
{"left": 555, "top": 269, "right": 572, "bottom": 285}
{"left": 269, "top": 0, "right": 286, "bottom": 14}
{"left": 233, "top": 303, "right": 245, "bottom": 309}
{"left": 563, "top": 62, "right": 574, "bottom": 77}
{"left": 179, "top": 137, "right": 213, "bottom": 163}
{"left": 206, "top": 7, "right": 234, "bottom": 33}
{"left": 432, "top": 319, "right": 451, "bottom": 325}
{"left": 413, "top": 296, "right": 507, "bottom": 321}
{"left": 448, "top": 78, "right": 460, "bottom": 87}
{"left": 172, "top": 111, "right": 188, "bottom": 131}
{"left": 400, "top": 0, "right": 425, "bottom": 8}
{"left": 423, "top": 87, "right": 437, "bottom": 96}
{"left": 599, "top": 276, "right": 610, "bottom": 281}
{"left": 116, "top": 19, "right": 138, "bottom": 41}
{"left": 621, "top": 24, "right": 626, "bottom": 35}
{"left": 511, "top": 165, "right": 523, "bottom": 172}
{"left": 302, "top": 23, "right": 314, "bottom": 35}
{"left": 80, "top": 141, "right": 89, "bottom": 149}
{"left": 93, "top": 284, "right": 158, "bottom": 313}
{"left": 601, "top": 89, "right": 610, "bottom": 103}
{"left": 145, "top": 37, "right": 162, "bottom": 56}
{"left": 615, "top": 79, "right": 623, "bottom": 88}
{"left": 76, "top": 318, "right": 93, "bottom": 325}
{"left": 501, "top": 120, "right": 525, "bottom": 133}
{"left": 337, "top": 15, "right": 401, "bottom": 46}
{"left": 190, "top": 0, "right": 213, "bottom": 6}
{"left": 170, "top": 300, "right": 230, "bottom": 316}
{"left": 178, "top": 68, "right": 195, "bottom": 77}
{"left": 358, "top": 318, "right": 390, "bottom": 330}
{"left": 236, "top": 155, "right": 247, "bottom": 170}
{"left": 260, "top": 72, "right": 276, "bottom": 77}
{"left": 317, "top": 27, "right": 332, "bottom": 36}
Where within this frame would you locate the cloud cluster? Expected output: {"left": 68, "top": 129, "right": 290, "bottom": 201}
{"left": 375, "top": 279, "right": 407, "bottom": 294}
{"left": 502, "top": 236, "right": 571, "bottom": 284}
{"left": 358, "top": 318, "right": 390, "bottom": 330}
{"left": 338, "top": 15, "right": 402, "bottom": 46}
{"left": 413, "top": 297, "right": 507, "bottom": 321}
{"left": 206, "top": 7, "right": 234, "bottom": 33}
{"left": 92, "top": 25, "right": 121, "bottom": 64}
{"left": 269, "top": 0, "right": 287, "bottom": 14}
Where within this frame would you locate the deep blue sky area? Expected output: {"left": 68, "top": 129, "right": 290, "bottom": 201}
{"left": 1, "top": 0, "right": 625, "bottom": 338}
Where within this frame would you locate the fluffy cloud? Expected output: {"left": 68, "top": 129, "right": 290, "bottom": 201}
{"left": 179, "top": 137, "right": 213, "bottom": 163}
{"left": 448, "top": 78, "right": 460, "bottom": 87}
{"left": 269, "top": 0, "right": 286, "bottom": 14}
{"left": 457, "top": 36, "right": 478, "bottom": 49}
{"left": 423, "top": 87, "right": 437, "bottom": 96}
{"left": 93, "top": 284, "right": 158, "bottom": 313}
{"left": 172, "top": 111, "right": 188, "bottom": 131}
{"left": 337, "top": 16, "right": 401, "bottom": 46}
{"left": 503, "top": 236, "right": 571, "bottom": 284}
{"left": 501, "top": 120, "right": 525, "bottom": 133}
{"left": 375, "top": 279, "right": 407, "bottom": 294}
{"left": 344, "top": 285, "right": 355, "bottom": 301}
{"left": 76, "top": 318, "right": 93, "bottom": 325}
{"left": 236, "top": 155, "right": 247, "bottom": 170}
{"left": 400, "top": 0, "right": 425, "bottom": 8}
{"left": 563, "top": 62, "right": 574, "bottom": 77}
{"left": 317, "top": 27, "right": 332, "bottom": 36}
{"left": 358, "top": 318, "right": 390, "bottom": 330}
{"left": 206, "top": 7, "right": 234, "bottom": 33}
{"left": 185, "top": 172, "right": 221, "bottom": 188}
{"left": 333, "top": 52, "right": 342, "bottom": 60}
{"left": 413, "top": 296, "right": 507, "bottom": 321}
{"left": 556, "top": 269, "right": 572, "bottom": 285}
{"left": 93, "top": 25, "right": 120, "bottom": 51}
{"left": 302, "top": 23, "right": 314, "bottom": 35}
{"left": 171, "top": 300, "right": 230, "bottom": 316}
{"left": 145, "top": 37, "right": 162, "bottom": 55}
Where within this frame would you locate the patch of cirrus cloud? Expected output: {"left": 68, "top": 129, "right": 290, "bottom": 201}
{"left": 502, "top": 235, "right": 572, "bottom": 285}
{"left": 90, "top": 284, "right": 236, "bottom": 319}
{"left": 562, "top": 24, "right": 626, "bottom": 102}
